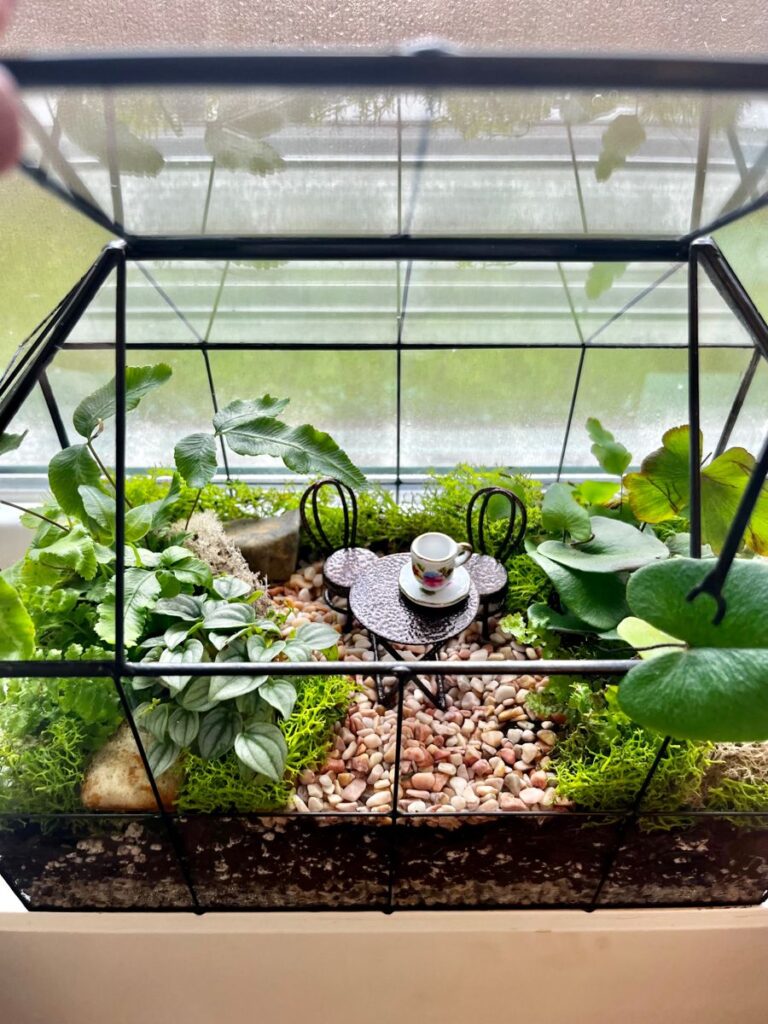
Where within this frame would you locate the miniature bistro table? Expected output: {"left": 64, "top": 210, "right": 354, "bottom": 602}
{"left": 348, "top": 552, "right": 480, "bottom": 709}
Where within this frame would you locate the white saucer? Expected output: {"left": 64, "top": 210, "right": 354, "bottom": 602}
{"left": 398, "top": 562, "right": 471, "bottom": 608}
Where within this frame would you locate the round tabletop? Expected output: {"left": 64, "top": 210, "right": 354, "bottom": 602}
{"left": 349, "top": 552, "right": 479, "bottom": 647}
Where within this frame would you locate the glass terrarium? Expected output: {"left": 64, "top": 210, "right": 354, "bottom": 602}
{"left": 1, "top": 50, "right": 768, "bottom": 911}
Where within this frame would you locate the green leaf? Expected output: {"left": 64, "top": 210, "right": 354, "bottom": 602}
{"left": 619, "top": 648, "right": 768, "bottom": 742}
{"left": 212, "top": 575, "right": 252, "bottom": 600}
{"left": 145, "top": 735, "right": 181, "bottom": 778}
{"left": 245, "top": 634, "right": 285, "bottom": 663}
{"left": 541, "top": 483, "right": 592, "bottom": 542}
{"left": 700, "top": 447, "right": 768, "bottom": 556}
{"left": 203, "top": 602, "right": 255, "bottom": 632}
{"left": 78, "top": 485, "right": 116, "bottom": 538}
{"left": 627, "top": 557, "right": 768, "bottom": 649}
{"left": 197, "top": 705, "right": 239, "bottom": 760}
{"left": 234, "top": 722, "right": 288, "bottom": 781}
{"left": 585, "top": 418, "right": 632, "bottom": 476}
{"left": 595, "top": 114, "right": 646, "bottom": 182}
{"left": 294, "top": 621, "right": 340, "bottom": 652}
{"left": 573, "top": 480, "right": 620, "bottom": 508}
{"left": 73, "top": 363, "right": 172, "bottom": 439}
{"left": 177, "top": 676, "right": 217, "bottom": 712}
{"left": 136, "top": 701, "right": 170, "bottom": 741}
{"left": 140, "top": 473, "right": 182, "bottom": 531}
{"left": 158, "top": 638, "right": 205, "bottom": 693}
{"left": 538, "top": 516, "right": 669, "bottom": 573}
{"left": 95, "top": 567, "right": 162, "bottom": 646}
{"left": 168, "top": 706, "right": 200, "bottom": 747}
{"left": 123, "top": 503, "right": 157, "bottom": 543}
{"left": 221, "top": 416, "right": 366, "bottom": 489}
{"left": 27, "top": 523, "right": 98, "bottom": 580}
{"left": 0, "top": 430, "right": 27, "bottom": 456}
{"left": 527, "top": 601, "right": 599, "bottom": 636}
{"left": 212, "top": 396, "right": 290, "bottom": 433}
{"left": 154, "top": 594, "right": 205, "bottom": 623}
{"left": 164, "top": 621, "right": 191, "bottom": 650}
{"left": 48, "top": 445, "right": 102, "bottom": 523}
{"left": 528, "top": 545, "right": 629, "bottom": 631}
{"left": 0, "top": 577, "right": 35, "bottom": 659}
{"left": 624, "top": 424, "right": 691, "bottom": 523}
{"left": 158, "top": 547, "right": 212, "bottom": 588}
{"left": 258, "top": 678, "right": 297, "bottom": 718}
{"left": 174, "top": 433, "right": 218, "bottom": 489}
{"left": 616, "top": 616, "right": 682, "bottom": 660}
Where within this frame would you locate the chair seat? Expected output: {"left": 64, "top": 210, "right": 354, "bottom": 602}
{"left": 324, "top": 547, "right": 378, "bottom": 594}
{"left": 467, "top": 553, "right": 507, "bottom": 598}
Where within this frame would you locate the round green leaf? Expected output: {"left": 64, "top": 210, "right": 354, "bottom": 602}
{"left": 529, "top": 547, "right": 629, "bottom": 631}
{"left": 145, "top": 735, "right": 181, "bottom": 779}
{"left": 203, "top": 602, "right": 255, "bottom": 631}
{"left": 177, "top": 676, "right": 217, "bottom": 712}
{"left": 527, "top": 601, "right": 597, "bottom": 636}
{"left": 619, "top": 648, "right": 768, "bottom": 742}
{"left": 616, "top": 616, "right": 682, "bottom": 660}
{"left": 234, "top": 722, "right": 288, "bottom": 781}
{"left": 538, "top": 515, "right": 669, "bottom": 573}
{"left": 627, "top": 558, "right": 768, "bottom": 649}
{"left": 541, "top": 482, "right": 592, "bottom": 543}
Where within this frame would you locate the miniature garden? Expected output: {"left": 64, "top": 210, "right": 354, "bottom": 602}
{"left": 1, "top": 53, "right": 768, "bottom": 910}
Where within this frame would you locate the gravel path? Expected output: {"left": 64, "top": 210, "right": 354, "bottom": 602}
{"left": 270, "top": 562, "right": 571, "bottom": 816}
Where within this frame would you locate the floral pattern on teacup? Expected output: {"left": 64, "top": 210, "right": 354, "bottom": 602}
{"left": 413, "top": 562, "right": 453, "bottom": 589}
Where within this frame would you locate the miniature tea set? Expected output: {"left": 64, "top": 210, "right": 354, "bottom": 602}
{"left": 398, "top": 532, "right": 473, "bottom": 608}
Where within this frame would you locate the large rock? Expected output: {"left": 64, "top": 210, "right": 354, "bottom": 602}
{"left": 81, "top": 723, "right": 181, "bottom": 812}
{"left": 224, "top": 510, "right": 300, "bottom": 583}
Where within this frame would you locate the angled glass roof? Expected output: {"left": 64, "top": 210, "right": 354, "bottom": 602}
{"left": 15, "top": 84, "right": 768, "bottom": 240}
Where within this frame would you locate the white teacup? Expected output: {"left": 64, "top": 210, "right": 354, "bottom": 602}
{"left": 410, "top": 532, "right": 472, "bottom": 592}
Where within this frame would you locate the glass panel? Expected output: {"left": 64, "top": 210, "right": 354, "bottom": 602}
{"left": 728, "top": 355, "right": 768, "bottom": 453}
{"left": 401, "top": 348, "right": 580, "bottom": 471}
{"left": 561, "top": 347, "right": 754, "bottom": 470}
{"left": 46, "top": 348, "right": 211, "bottom": 468}
{"left": 210, "top": 349, "right": 397, "bottom": 472}
{"left": 0, "top": 170, "right": 112, "bottom": 372}
{"left": 715, "top": 205, "right": 768, "bottom": 324}
{"left": 150, "top": 260, "right": 398, "bottom": 347}
{"left": 558, "top": 262, "right": 684, "bottom": 346}
{"left": 599, "top": 815, "right": 768, "bottom": 907}
{"left": 0, "top": 383, "right": 60, "bottom": 472}
{"left": 18, "top": 85, "right": 768, "bottom": 239}
{"left": 125, "top": 262, "right": 213, "bottom": 345}
{"left": 402, "top": 262, "right": 580, "bottom": 345}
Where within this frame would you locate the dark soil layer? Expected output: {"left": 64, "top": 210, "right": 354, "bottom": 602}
{"left": 3, "top": 814, "right": 766, "bottom": 910}
{"left": 0, "top": 817, "right": 193, "bottom": 909}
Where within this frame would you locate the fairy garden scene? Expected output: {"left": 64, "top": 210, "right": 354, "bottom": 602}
{"left": 1, "top": 67, "right": 768, "bottom": 910}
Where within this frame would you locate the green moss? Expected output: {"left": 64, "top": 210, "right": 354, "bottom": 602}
{"left": 125, "top": 464, "right": 543, "bottom": 559}
{"left": 177, "top": 674, "right": 356, "bottom": 813}
{"left": 532, "top": 677, "right": 710, "bottom": 825}
{"left": 0, "top": 652, "right": 123, "bottom": 819}
{"left": 503, "top": 553, "right": 553, "bottom": 614}
{"left": 704, "top": 777, "right": 768, "bottom": 815}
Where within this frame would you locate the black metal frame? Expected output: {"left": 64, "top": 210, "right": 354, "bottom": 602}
{"left": 2, "top": 49, "right": 768, "bottom": 914}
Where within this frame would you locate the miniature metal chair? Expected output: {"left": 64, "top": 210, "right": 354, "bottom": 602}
{"left": 299, "top": 478, "right": 377, "bottom": 628}
{"left": 466, "top": 486, "right": 527, "bottom": 637}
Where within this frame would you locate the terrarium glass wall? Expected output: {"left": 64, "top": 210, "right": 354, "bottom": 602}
{"left": 2, "top": 55, "right": 768, "bottom": 914}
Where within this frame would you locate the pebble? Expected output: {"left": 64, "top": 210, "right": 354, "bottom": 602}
{"left": 520, "top": 788, "right": 543, "bottom": 806}
{"left": 521, "top": 743, "right": 540, "bottom": 764}
{"left": 411, "top": 772, "right": 436, "bottom": 792}
{"left": 341, "top": 778, "right": 367, "bottom": 801}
